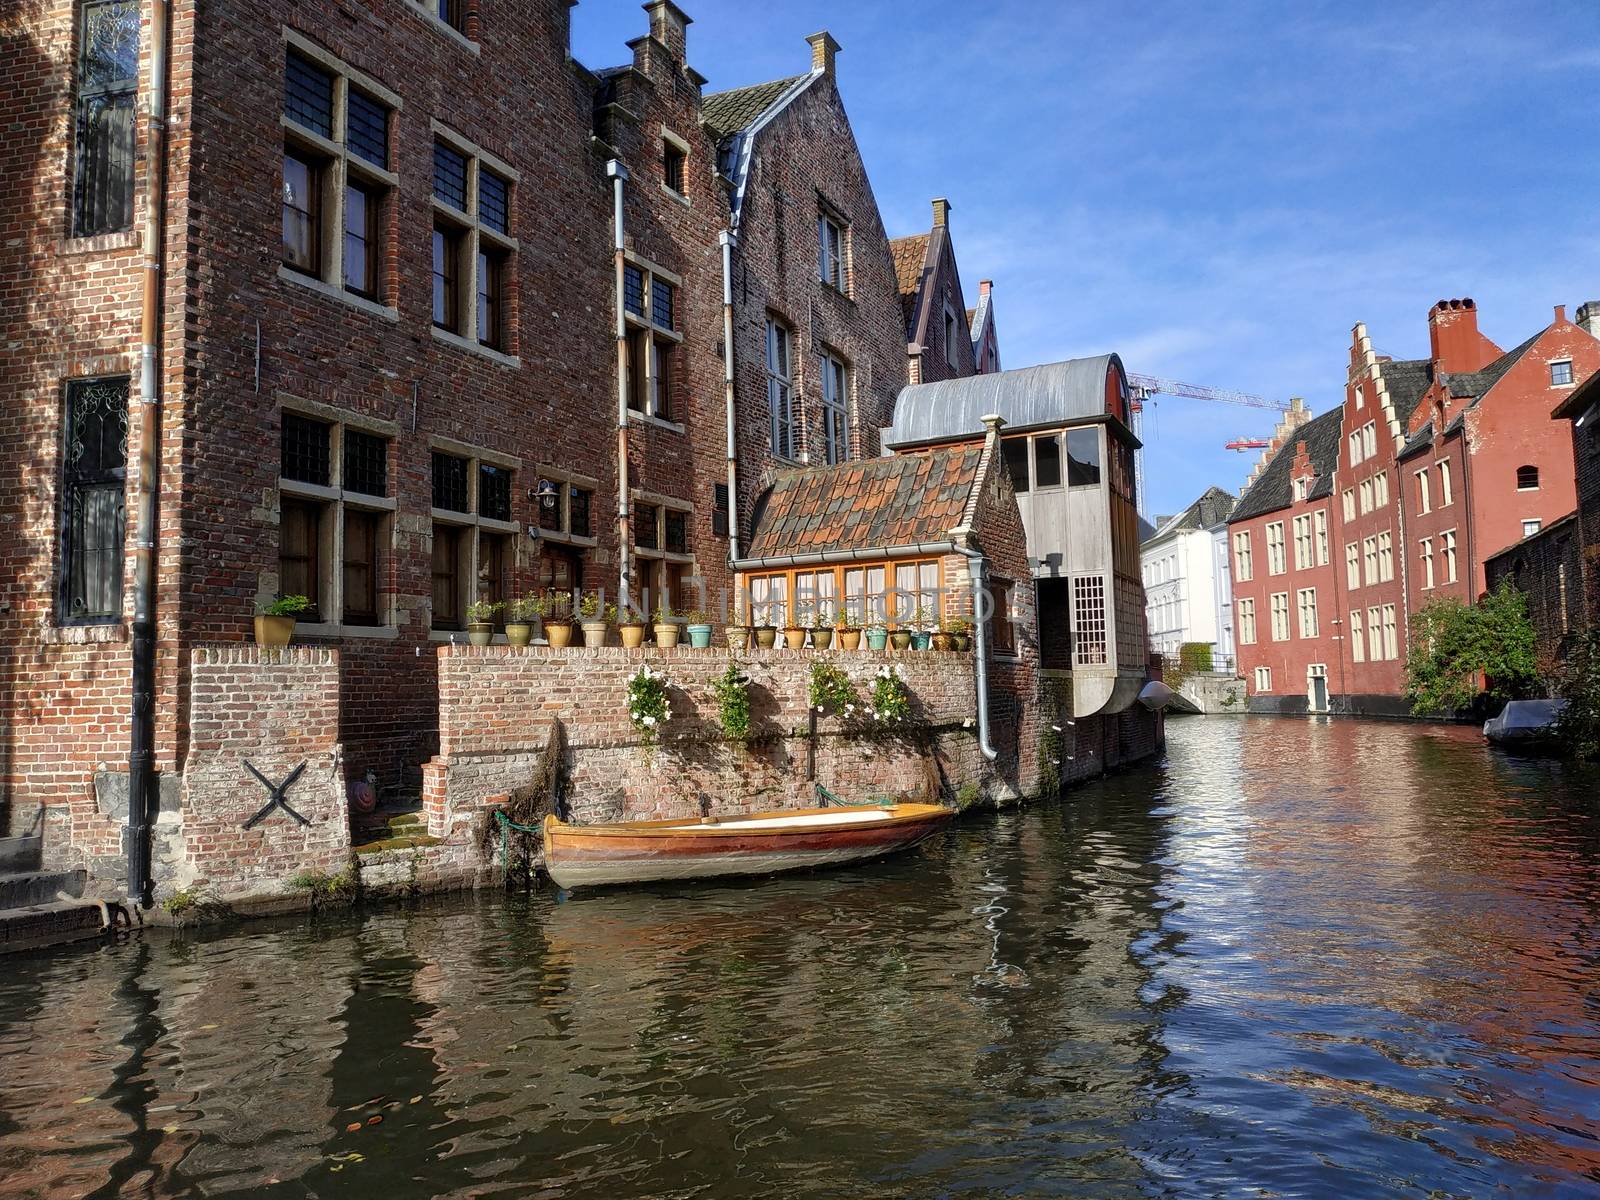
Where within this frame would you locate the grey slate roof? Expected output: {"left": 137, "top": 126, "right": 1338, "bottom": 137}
{"left": 1228, "top": 406, "right": 1345, "bottom": 524}
{"left": 701, "top": 75, "right": 809, "bottom": 142}
{"left": 886, "top": 355, "right": 1123, "bottom": 447}
{"left": 1440, "top": 331, "right": 1540, "bottom": 400}
{"left": 1397, "top": 420, "right": 1434, "bottom": 462}
{"left": 1144, "top": 486, "right": 1236, "bottom": 546}
{"left": 1390, "top": 333, "right": 1540, "bottom": 456}
{"left": 1377, "top": 358, "right": 1433, "bottom": 427}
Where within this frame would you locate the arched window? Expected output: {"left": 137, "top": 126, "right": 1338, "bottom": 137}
{"left": 1516, "top": 464, "right": 1539, "bottom": 490}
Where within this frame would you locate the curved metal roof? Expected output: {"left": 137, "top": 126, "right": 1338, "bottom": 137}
{"left": 885, "top": 355, "right": 1123, "bottom": 447}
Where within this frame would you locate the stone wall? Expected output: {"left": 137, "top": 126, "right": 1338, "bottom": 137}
{"left": 170, "top": 647, "right": 349, "bottom": 896}
{"left": 423, "top": 644, "right": 1033, "bottom": 841}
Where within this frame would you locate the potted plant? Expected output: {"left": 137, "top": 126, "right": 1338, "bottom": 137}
{"left": 810, "top": 615, "right": 834, "bottom": 650}
{"left": 910, "top": 606, "right": 934, "bottom": 651}
{"left": 755, "top": 624, "right": 779, "bottom": 650}
{"left": 466, "top": 599, "right": 502, "bottom": 647}
{"left": 653, "top": 600, "right": 681, "bottom": 650}
{"left": 889, "top": 613, "right": 913, "bottom": 650}
{"left": 865, "top": 622, "right": 889, "bottom": 651}
{"left": 684, "top": 608, "right": 714, "bottom": 649}
{"left": 255, "top": 594, "right": 310, "bottom": 648}
{"left": 505, "top": 596, "right": 541, "bottom": 648}
{"left": 931, "top": 615, "right": 955, "bottom": 652}
{"left": 579, "top": 593, "right": 610, "bottom": 648}
{"left": 836, "top": 620, "right": 861, "bottom": 651}
{"left": 617, "top": 603, "right": 647, "bottom": 650}
{"left": 947, "top": 615, "right": 972, "bottom": 652}
{"left": 544, "top": 592, "right": 574, "bottom": 649}
{"left": 782, "top": 623, "right": 807, "bottom": 650}
{"left": 726, "top": 623, "right": 751, "bottom": 652}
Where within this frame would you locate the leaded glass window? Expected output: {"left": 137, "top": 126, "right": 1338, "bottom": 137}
{"left": 73, "top": 0, "right": 140, "bottom": 237}
{"left": 478, "top": 171, "right": 509, "bottom": 235}
{"left": 433, "top": 142, "right": 468, "bottom": 211}
{"left": 280, "top": 413, "right": 331, "bottom": 486}
{"left": 623, "top": 264, "right": 645, "bottom": 318}
{"left": 432, "top": 452, "right": 469, "bottom": 513}
{"left": 342, "top": 429, "right": 387, "bottom": 497}
{"left": 284, "top": 50, "right": 334, "bottom": 138}
{"left": 345, "top": 89, "right": 388, "bottom": 168}
{"left": 650, "top": 279, "right": 674, "bottom": 330}
{"left": 478, "top": 463, "right": 511, "bottom": 522}
{"left": 60, "top": 377, "right": 129, "bottom": 622}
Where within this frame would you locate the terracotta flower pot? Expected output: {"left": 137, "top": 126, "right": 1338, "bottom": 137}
{"left": 726, "top": 626, "right": 751, "bottom": 651}
{"left": 467, "top": 621, "right": 495, "bottom": 648}
{"left": 581, "top": 620, "right": 609, "bottom": 648}
{"left": 838, "top": 628, "right": 862, "bottom": 651}
{"left": 890, "top": 630, "right": 913, "bottom": 651}
{"left": 782, "top": 626, "right": 806, "bottom": 650}
{"left": 254, "top": 614, "right": 294, "bottom": 648}
{"left": 811, "top": 627, "right": 834, "bottom": 650}
{"left": 506, "top": 622, "right": 534, "bottom": 648}
{"left": 654, "top": 623, "right": 681, "bottom": 649}
{"left": 618, "top": 622, "right": 646, "bottom": 649}
{"left": 545, "top": 622, "right": 574, "bottom": 649}
{"left": 755, "top": 626, "right": 778, "bottom": 649}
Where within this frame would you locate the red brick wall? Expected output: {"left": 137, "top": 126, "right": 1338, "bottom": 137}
{"left": 174, "top": 647, "right": 349, "bottom": 896}
{"left": 907, "top": 224, "right": 978, "bottom": 385}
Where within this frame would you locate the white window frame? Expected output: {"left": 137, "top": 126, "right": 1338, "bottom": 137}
{"left": 1254, "top": 666, "right": 1271, "bottom": 692}
{"left": 1270, "top": 591, "right": 1290, "bottom": 642}
{"left": 1314, "top": 509, "right": 1329, "bottom": 565}
{"left": 1438, "top": 459, "right": 1453, "bottom": 506}
{"left": 1266, "top": 521, "right": 1286, "bottom": 575}
{"left": 1415, "top": 468, "right": 1431, "bottom": 514}
{"left": 1345, "top": 542, "right": 1360, "bottom": 591}
{"left": 1342, "top": 488, "right": 1355, "bottom": 522}
{"left": 1296, "top": 586, "right": 1318, "bottom": 638}
{"left": 1292, "top": 514, "right": 1313, "bottom": 571}
{"left": 1442, "top": 529, "right": 1458, "bottom": 583}
{"left": 1367, "top": 605, "right": 1382, "bottom": 662}
{"left": 1381, "top": 604, "right": 1398, "bottom": 661}
{"left": 1420, "top": 538, "right": 1434, "bottom": 589}
{"left": 1233, "top": 530, "right": 1253, "bottom": 582}
{"left": 1350, "top": 610, "right": 1365, "bottom": 662}
{"left": 1238, "top": 597, "right": 1257, "bottom": 645}
{"left": 1377, "top": 531, "right": 1394, "bottom": 582}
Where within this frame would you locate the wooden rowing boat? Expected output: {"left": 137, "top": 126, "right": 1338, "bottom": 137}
{"left": 541, "top": 802, "right": 954, "bottom": 890}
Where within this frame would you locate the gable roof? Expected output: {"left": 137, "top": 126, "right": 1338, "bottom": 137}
{"left": 1376, "top": 358, "right": 1433, "bottom": 427}
{"left": 1441, "top": 330, "right": 1540, "bottom": 401}
{"left": 1144, "top": 486, "right": 1236, "bottom": 545}
{"left": 1228, "top": 406, "right": 1344, "bottom": 524}
{"left": 889, "top": 234, "right": 930, "bottom": 334}
{"left": 745, "top": 446, "right": 986, "bottom": 560}
{"left": 700, "top": 75, "right": 810, "bottom": 142}
{"left": 887, "top": 355, "right": 1124, "bottom": 448}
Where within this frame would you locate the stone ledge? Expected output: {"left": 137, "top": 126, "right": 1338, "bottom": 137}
{"left": 192, "top": 645, "right": 339, "bottom": 666}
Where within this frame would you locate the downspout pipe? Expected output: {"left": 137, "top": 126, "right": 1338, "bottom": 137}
{"left": 608, "top": 159, "right": 631, "bottom": 614}
{"left": 952, "top": 544, "right": 999, "bottom": 762}
{"left": 128, "top": 0, "right": 172, "bottom": 909}
{"left": 719, "top": 231, "right": 739, "bottom": 573}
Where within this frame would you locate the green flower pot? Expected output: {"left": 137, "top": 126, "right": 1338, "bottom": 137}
{"left": 866, "top": 627, "right": 889, "bottom": 651}
{"left": 687, "top": 624, "right": 713, "bottom": 648}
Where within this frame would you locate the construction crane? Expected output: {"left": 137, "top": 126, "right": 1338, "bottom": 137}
{"left": 1124, "top": 374, "right": 1293, "bottom": 520}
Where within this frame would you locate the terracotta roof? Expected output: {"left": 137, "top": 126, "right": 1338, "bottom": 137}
{"left": 746, "top": 446, "right": 986, "bottom": 560}
{"left": 889, "top": 234, "right": 929, "bottom": 334}
{"left": 700, "top": 75, "right": 809, "bottom": 142}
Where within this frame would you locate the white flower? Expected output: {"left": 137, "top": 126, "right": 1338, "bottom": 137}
{"left": 895, "top": 664, "right": 906, "bottom": 680}
{"left": 642, "top": 714, "right": 657, "bottom": 726}
{"left": 815, "top": 705, "right": 825, "bottom": 713}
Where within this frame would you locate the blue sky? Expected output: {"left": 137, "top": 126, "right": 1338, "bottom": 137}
{"left": 572, "top": 1, "right": 1600, "bottom": 520}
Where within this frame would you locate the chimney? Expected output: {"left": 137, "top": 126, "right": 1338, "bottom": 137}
{"left": 1427, "top": 298, "right": 1499, "bottom": 373}
{"left": 979, "top": 279, "right": 992, "bottom": 297}
{"left": 1577, "top": 301, "right": 1600, "bottom": 340}
{"left": 806, "top": 31, "right": 839, "bottom": 76}
{"left": 644, "top": 0, "right": 689, "bottom": 62}
{"left": 1554, "top": 304, "right": 1567, "bottom": 325}
{"left": 931, "top": 198, "right": 950, "bottom": 228}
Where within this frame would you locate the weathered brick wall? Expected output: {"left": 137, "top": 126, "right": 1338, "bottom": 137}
{"left": 1579, "top": 408, "right": 1600, "bottom": 629}
{"left": 173, "top": 647, "right": 349, "bottom": 896}
{"left": 424, "top": 645, "right": 1030, "bottom": 838}
{"left": 1485, "top": 516, "right": 1584, "bottom": 665}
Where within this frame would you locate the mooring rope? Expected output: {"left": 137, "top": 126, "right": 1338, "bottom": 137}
{"left": 494, "top": 810, "right": 542, "bottom": 877}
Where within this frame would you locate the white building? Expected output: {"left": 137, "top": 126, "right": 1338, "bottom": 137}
{"left": 1140, "top": 486, "right": 1236, "bottom": 664}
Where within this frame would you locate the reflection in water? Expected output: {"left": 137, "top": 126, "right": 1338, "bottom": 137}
{"left": 2, "top": 718, "right": 1598, "bottom": 1197}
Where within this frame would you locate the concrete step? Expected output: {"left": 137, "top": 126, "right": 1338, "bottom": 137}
{"left": 0, "top": 869, "right": 87, "bottom": 909}
{"left": 0, "top": 834, "right": 43, "bottom": 874}
{"left": 0, "top": 899, "right": 110, "bottom": 955}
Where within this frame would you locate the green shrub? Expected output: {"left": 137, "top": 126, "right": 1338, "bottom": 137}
{"left": 808, "top": 660, "right": 855, "bottom": 714}
{"left": 1405, "top": 580, "right": 1537, "bottom": 715}
{"left": 712, "top": 662, "right": 752, "bottom": 743}
{"left": 1177, "top": 642, "right": 1214, "bottom": 678}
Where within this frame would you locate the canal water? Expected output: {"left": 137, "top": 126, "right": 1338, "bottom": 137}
{"left": 3, "top": 718, "right": 1599, "bottom": 1198}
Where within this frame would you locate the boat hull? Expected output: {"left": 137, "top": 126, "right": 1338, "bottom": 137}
{"left": 542, "top": 804, "right": 954, "bottom": 890}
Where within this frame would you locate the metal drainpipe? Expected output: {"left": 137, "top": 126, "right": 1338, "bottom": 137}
{"left": 719, "top": 230, "right": 740, "bottom": 574}
{"left": 952, "top": 545, "right": 999, "bottom": 761}
{"left": 127, "top": 0, "right": 172, "bottom": 909}
{"left": 608, "top": 160, "right": 631, "bottom": 613}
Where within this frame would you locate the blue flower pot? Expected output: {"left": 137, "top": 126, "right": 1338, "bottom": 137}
{"left": 686, "top": 623, "right": 713, "bottom": 648}
{"left": 911, "top": 631, "right": 932, "bottom": 651}
{"left": 866, "top": 627, "right": 889, "bottom": 651}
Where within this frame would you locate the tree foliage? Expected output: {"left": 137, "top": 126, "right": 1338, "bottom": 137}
{"left": 1404, "top": 581, "right": 1538, "bottom": 716}
{"left": 1555, "top": 631, "right": 1600, "bottom": 760}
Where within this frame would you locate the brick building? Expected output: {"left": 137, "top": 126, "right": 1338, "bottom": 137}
{"left": 1486, "top": 302, "right": 1600, "bottom": 660}
{"left": 4, "top": 0, "right": 1053, "bottom": 895}
{"left": 888, "top": 198, "right": 987, "bottom": 385}
{"left": 1230, "top": 299, "right": 1600, "bottom": 714}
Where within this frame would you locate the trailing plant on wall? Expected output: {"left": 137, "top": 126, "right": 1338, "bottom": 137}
{"left": 808, "top": 660, "right": 855, "bottom": 715}
{"left": 1555, "top": 631, "right": 1600, "bottom": 760}
{"left": 1405, "top": 581, "right": 1538, "bottom": 715}
{"left": 870, "top": 664, "right": 912, "bottom": 725}
{"left": 1038, "top": 725, "right": 1063, "bottom": 796}
{"left": 627, "top": 664, "right": 671, "bottom": 743}
{"left": 711, "top": 662, "right": 752, "bottom": 743}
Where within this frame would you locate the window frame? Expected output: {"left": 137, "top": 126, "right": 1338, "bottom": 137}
{"left": 766, "top": 317, "right": 795, "bottom": 460}
{"left": 1550, "top": 359, "right": 1574, "bottom": 387}
{"left": 622, "top": 254, "right": 683, "bottom": 425}
{"left": 279, "top": 33, "right": 401, "bottom": 313}
{"left": 1269, "top": 591, "right": 1290, "bottom": 642}
{"left": 71, "top": 0, "right": 141, "bottom": 239}
{"left": 429, "top": 122, "right": 519, "bottom": 359}
{"left": 820, "top": 349, "right": 850, "bottom": 465}
{"left": 1516, "top": 464, "right": 1540, "bottom": 491}
{"left": 428, "top": 439, "right": 520, "bottom": 635}
{"left": 58, "top": 375, "right": 130, "bottom": 626}
{"left": 1265, "top": 521, "right": 1286, "bottom": 576}
{"left": 818, "top": 208, "right": 846, "bottom": 292}
{"left": 1233, "top": 530, "right": 1252, "bottom": 582}
{"left": 1237, "top": 597, "right": 1256, "bottom": 645}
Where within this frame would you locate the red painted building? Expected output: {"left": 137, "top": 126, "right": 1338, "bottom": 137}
{"left": 1230, "top": 298, "right": 1600, "bottom": 714}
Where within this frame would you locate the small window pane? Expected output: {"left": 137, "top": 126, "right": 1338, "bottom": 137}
{"left": 431, "top": 452, "right": 469, "bottom": 513}
{"left": 1034, "top": 435, "right": 1062, "bottom": 488}
{"left": 665, "top": 510, "right": 688, "bottom": 555}
{"left": 342, "top": 430, "right": 388, "bottom": 497}
{"left": 432, "top": 142, "right": 468, "bottom": 210}
{"left": 280, "top": 413, "right": 331, "bottom": 486}
{"left": 346, "top": 90, "right": 389, "bottom": 168}
{"left": 284, "top": 50, "right": 334, "bottom": 137}
{"left": 342, "top": 509, "right": 382, "bottom": 626}
{"left": 477, "top": 250, "right": 505, "bottom": 349}
{"left": 282, "top": 152, "right": 321, "bottom": 274}
{"left": 433, "top": 224, "right": 462, "bottom": 330}
{"left": 570, "top": 488, "right": 592, "bottom": 538}
{"left": 431, "top": 523, "right": 464, "bottom": 629}
{"left": 479, "top": 171, "right": 510, "bottom": 235}
{"left": 663, "top": 141, "right": 686, "bottom": 192}
{"left": 1002, "top": 437, "right": 1030, "bottom": 493}
{"left": 1066, "top": 427, "right": 1101, "bottom": 486}
{"left": 279, "top": 497, "right": 323, "bottom": 621}
{"left": 479, "top": 463, "right": 512, "bottom": 522}
{"left": 651, "top": 279, "right": 674, "bottom": 329}
{"left": 624, "top": 265, "right": 645, "bottom": 317}
{"left": 636, "top": 504, "right": 659, "bottom": 550}
{"left": 342, "top": 182, "right": 377, "bottom": 297}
